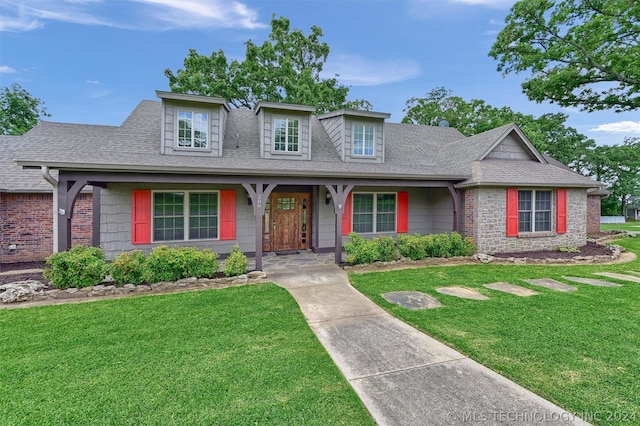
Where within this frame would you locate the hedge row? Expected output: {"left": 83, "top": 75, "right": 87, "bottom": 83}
{"left": 344, "top": 232, "right": 475, "bottom": 265}
{"left": 44, "top": 244, "right": 248, "bottom": 289}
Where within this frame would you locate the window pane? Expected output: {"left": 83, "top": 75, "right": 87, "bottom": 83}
{"left": 274, "top": 119, "right": 286, "bottom": 151}
{"left": 518, "top": 190, "right": 532, "bottom": 212}
{"left": 536, "top": 191, "right": 551, "bottom": 211}
{"left": 353, "top": 125, "right": 364, "bottom": 156}
{"left": 193, "top": 112, "right": 208, "bottom": 148}
{"left": 535, "top": 211, "right": 551, "bottom": 232}
{"left": 518, "top": 211, "right": 532, "bottom": 233}
{"left": 353, "top": 194, "right": 373, "bottom": 233}
{"left": 178, "top": 111, "right": 192, "bottom": 147}
{"left": 376, "top": 194, "right": 396, "bottom": 232}
{"left": 287, "top": 119, "right": 299, "bottom": 152}
{"left": 153, "top": 192, "right": 185, "bottom": 241}
{"left": 189, "top": 193, "right": 218, "bottom": 239}
{"left": 364, "top": 125, "right": 374, "bottom": 156}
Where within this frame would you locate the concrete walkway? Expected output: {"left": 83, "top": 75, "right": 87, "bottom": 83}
{"left": 268, "top": 264, "right": 590, "bottom": 426}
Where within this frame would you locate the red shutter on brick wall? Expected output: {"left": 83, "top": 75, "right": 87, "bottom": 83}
{"left": 342, "top": 193, "right": 352, "bottom": 236}
{"left": 506, "top": 188, "right": 519, "bottom": 237}
{"left": 557, "top": 188, "right": 567, "bottom": 234}
{"left": 132, "top": 190, "right": 151, "bottom": 244}
{"left": 397, "top": 191, "right": 409, "bottom": 233}
{"left": 220, "top": 190, "right": 236, "bottom": 240}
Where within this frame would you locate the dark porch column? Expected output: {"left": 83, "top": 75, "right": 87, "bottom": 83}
{"left": 242, "top": 182, "right": 277, "bottom": 271}
{"left": 57, "top": 174, "right": 89, "bottom": 251}
{"left": 447, "top": 184, "right": 462, "bottom": 233}
{"left": 325, "top": 184, "right": 354, "bottom": 264}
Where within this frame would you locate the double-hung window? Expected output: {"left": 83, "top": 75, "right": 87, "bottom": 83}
{"left": 178, "top": 110, "right": 208, "bottom": 149}
{"left": 518, "top": 190, "right": 552, "bottom": 233}
{"left": 274, "top": 118, "right": 299, "bottom": 152}
{"left": 352, "top": 124, "right": 375, "bottom": 156}
{"left": 352, "top": 193, "right": 396, "bottom": 233}
{"left": 153, "top": 191, "right": 219, "bottom": 241}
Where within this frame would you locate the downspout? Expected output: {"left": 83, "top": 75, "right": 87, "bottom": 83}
{"left": 41, "top": 166, "right": 59, "bottom": 252}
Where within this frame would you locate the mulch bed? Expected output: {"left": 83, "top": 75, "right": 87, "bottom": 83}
{"left": 0, "top": 261, "right": 47, "bottom": 286}
{"left": 491, "top": 241, "right": 614, "bottom": 259}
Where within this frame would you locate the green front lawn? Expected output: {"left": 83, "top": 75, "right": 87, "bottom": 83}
{"left": 350, "top": 237, "right": 640, "bottom": 425}
{"left": 0, "top": 284, "right": 374, "bottom": 426}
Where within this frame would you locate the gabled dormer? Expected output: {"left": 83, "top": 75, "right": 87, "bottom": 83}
{"left": 482, "top": 124, "right": 545, "bottom": 162}
{"left": 255, "top": 102, "right": 315, "bottom": 160}
{"left": 156, "top": 91, "right": 230, "bottom": 157}
{"left": 318, "top": 109, "right": 391, "bottom": 163}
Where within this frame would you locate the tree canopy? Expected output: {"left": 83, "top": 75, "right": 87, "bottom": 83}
{"left": 402, "top": 87, "right": 595, "bottom": 171}
{"left": 165, "top": 16, "right": 369, "bottom": 113}
{"left": 489, "top": 0, "right": 640, "bottom": 112}
{"left": 0, "top": 83, "right": 50, "bottom": 136}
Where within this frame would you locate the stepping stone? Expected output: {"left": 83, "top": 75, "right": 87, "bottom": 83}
{"left": 382, "top": 291, "right": 442, "bottom": 310}
{"left": 562, "top": 276, "right": 622, "bottom": 287}
{"left": 593, "top": 272, "right": 640, "bottom": 283}
{"left": 483, "top": 282, "right": 540, "bottom": 297}
{"left": 435, "top": 286, "right": 489, "bottom": 300}
{"left": 523, "top": 278, "right": 577, "bottom": 292}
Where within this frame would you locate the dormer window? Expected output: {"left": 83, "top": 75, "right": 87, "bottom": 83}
{"left": 274, "top": 118, "right": 299, "bottom": 152}
{"left": 178, "top": 110, "right": 208, "bottom": 149}
{"left": 353, "top": 123, "right": 375, "bottom": 156}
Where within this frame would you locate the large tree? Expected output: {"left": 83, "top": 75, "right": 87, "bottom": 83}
{"left": 0, "top": 83, "right": 50, "bottom": 135}
{"left": 402, "top": 87, "right": 595, "bottom": 171}
{"left": 589, "top": 137, "right": 640, "bottom": 215}
{"left": 165, "top": 16, "right": 369, "bottom": 113}
{"left": 489, "top": 0, "right": 640, "bottom": 112}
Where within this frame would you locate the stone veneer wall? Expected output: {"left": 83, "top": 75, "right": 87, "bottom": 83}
{"left": 472, "top": 187, "right": 587, "bottom": 254}
{"left": 0, "top": 193, "right": 93, "bottom": 263}
{"left": 586, "top": 194, "right": 601, "bottom": 235}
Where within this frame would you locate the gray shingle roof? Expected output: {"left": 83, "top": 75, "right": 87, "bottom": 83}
{"left": 1, "top": 135, "right": 57, "bottom": 192}
{"left": 11, "top": 99, "right": 603, "bottom": 190}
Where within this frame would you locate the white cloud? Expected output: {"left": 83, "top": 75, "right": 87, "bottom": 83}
{"left": 0, "top": 0, "right": 264, "bottom": 32}
{"left": 0, "top": 65, "right": 16, "bottom": 73}
{"left": 85, "top": 80, "right": 102, "bottom": 84}
{"left": 450, "top": 0, "right": 514, "bottom": 6}
{"left": 324, "top": 54, "right": 421, "bottom": 86}
{"left": 591, "top": 121, "right": 640, "bottom": 134}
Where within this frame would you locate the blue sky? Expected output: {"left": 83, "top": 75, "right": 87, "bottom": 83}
{"left": 1, "top": 0, "right": 638, "bottom": 146}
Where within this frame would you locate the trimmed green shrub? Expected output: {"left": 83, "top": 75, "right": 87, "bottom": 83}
{"left": 345, "top": 233, "right": 379, "bottom": 265}
{"left": 44, "top": 246, "right": 109, "bottom": 289}
{"left": 375, "top": 236, "right": 399, "bottom": 262}
{"left": 143, "top": 246, "right": 219, "bottom": 283}
{"left": 224, "top": 244, "right": 248, "bottom": 277}
{"left": 397, "top": 234, "right": 426, "bottom": 260}
{"left": 110, "top": 250, "right": 147, "bottom": 285}
{"left": 449, "top": 232, "right": 475, "bottom": 256}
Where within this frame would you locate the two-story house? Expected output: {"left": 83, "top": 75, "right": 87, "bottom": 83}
{"left": 12, "top": 91, "right": 604, "bottom": 269}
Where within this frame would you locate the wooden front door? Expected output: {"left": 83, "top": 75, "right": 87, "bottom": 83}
{"left": 264, "top": 192, "right": 311, "bottom": 252}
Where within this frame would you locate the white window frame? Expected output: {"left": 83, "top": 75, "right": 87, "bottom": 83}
{"left": 272, "top": 117, "right": 300, "bottom": 153}
{"left": 176, "top": 109, "right": 210, "bottom": 150}
{"left": 351, "top": 192, "right": 397, "bottom": 234}
{"left": 518, "top": 189, "right": 552, "bottom": 233}
{"left": 352, "top": 123, "right": 375, "bottom": 157}
{"left": 152, "top": 190, "right": 220, "bottom": 242}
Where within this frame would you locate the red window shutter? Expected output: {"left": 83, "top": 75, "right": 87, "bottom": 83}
{"left": 506, "top": 188, "right": 519, "bottom": 237}
{"left": 557, "top": 188, "right": 567, "bottom": 234}
{"left": 132, "top": 190, "right": 151, "bottom": 244}
{"left": 342, "top": 193, "right": 352, "bottom": 236}
{"left": 220, "top": 190, "right": 236, "bottom": 240}
{"left": 397, "top": 191, "right": 409, "bottom": 233}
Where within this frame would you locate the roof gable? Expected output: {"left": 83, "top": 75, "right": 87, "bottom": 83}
{"left": 478, "top": 124, "right": 546, "bottom": 163}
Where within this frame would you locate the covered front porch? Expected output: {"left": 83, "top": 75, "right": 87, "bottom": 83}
{"left": 54, "top": 170, "right": 465, "bottom": 270}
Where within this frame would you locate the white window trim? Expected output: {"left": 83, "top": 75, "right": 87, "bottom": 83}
{"left": 352, "top": 122, "right": 376, "bottom": 157}
{"left": 152, "top": 190, "right": 220, "bottom": 242}
{"left": 518, "top": 189, "right": 553, "bottom": 233}
{"left": 175, "top": 108, "right": 211, "bottom": 151}
{"left": 272, "top": 117, "right": 301, "bottom": 154}
{"left": 352, "top": 192, "right": 397, "bottom": 234}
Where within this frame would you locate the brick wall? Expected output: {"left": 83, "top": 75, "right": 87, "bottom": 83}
{"left": 0, "top": 192, "right": 93, "bottom": 263}
{"left": 586, "top": 194, "right": 601, "bottom": 235}
{"left": 473, "top": 187, "right": 587, "bottom": 254}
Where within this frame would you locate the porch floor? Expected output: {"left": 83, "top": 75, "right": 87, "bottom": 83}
{"left": 245, "top": 250, "right": 340, "bottom": 272}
